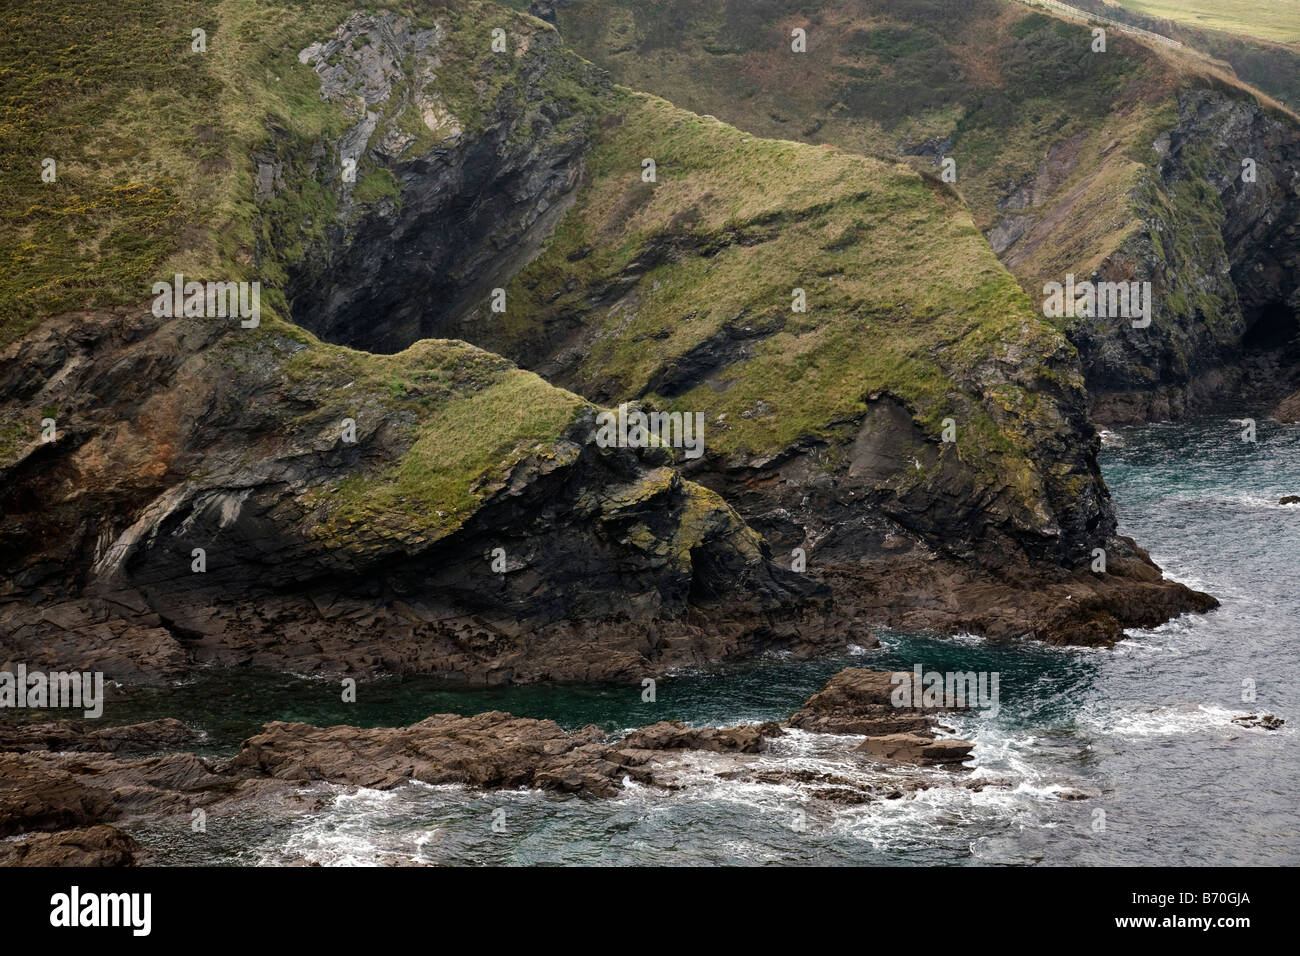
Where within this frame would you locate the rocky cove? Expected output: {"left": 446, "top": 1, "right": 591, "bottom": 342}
{"left": 0, "top": 667, "right": 980, "bottom": 865}
{"left": 1, "top": 0, "right": 1298, "bottom": 869}
{"left": 1, "top": 4, "right": 1221, "bottom": 694}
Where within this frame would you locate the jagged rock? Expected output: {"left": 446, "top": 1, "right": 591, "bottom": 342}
{"left": 226, "top": 711, "right": 642, "bottom": 797}
{"left": 1279, "top": 496, "right": 1300, "bottom": 505}
{"left": 787, "top": 667, "right": 949, "bottom": 736}
{"left": 619, "top": 720, "right": 781, "bottom": 753}
{"left": 261, "top": 4, "right": 1216, "bottom": 653}
{"left": 0, "top": 308, "right": 834, "bottom": 685}
{"left": 1231, "top": 713, "right": 1285, "bottom": 730}
{"left": 0, "top": 753, "right": 120, "bottom": 836}
{"left": 0, "top": 665, "right": 995, "bottom": 855}
{"left": 0, "top": 0, "right": 1222, "bottom": 695}
{"left": 787, "top": 667, "right": 975, "bottom": 766}
{"left": 855, "top": 733, "right": 974, "bottom": 766}
{"left": 1081, "top": 88, "right": 1300, "bottom": 423}
{"left": 1274, "top": 390, "right": 1300, "bottom": 423}
{"left": 288, "top": 11, "right": 602, "bottom": 354}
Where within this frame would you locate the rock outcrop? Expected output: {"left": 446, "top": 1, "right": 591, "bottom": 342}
{"left": 0, "top": 667, "right": 980, "bottom": 863}
{"left": 0, "top": 0, "right": 1220, "bottom": 691}
{"left": 787, "top": 667, "right": 974, "bottom": 765}
{"left": 0, "top": 304, "right": 834, "bottom": 684}
{"left": 283, "top": 12, "right": 607, "bottom": 355}
{"left": 1231, "top": 713, "right": 1285, "bottom": 730}
{"left": 0, "top": 717, "right": 199, "bottom": 754}
{"left": 1080, "top": 88, "right": 1300, "bottom": 424}
{"left": 0, "top": 825, "right": 142, "bottom": 867}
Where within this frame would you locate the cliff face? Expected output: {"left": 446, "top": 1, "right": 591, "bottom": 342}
{"left": 279, "top": 12, "right": 607, "bottom": 354}
{"left": 280, "top": 12, "right": 1103, "bottom": 566}
{"left": 0, "top": 3, "right": 839, "bottom": 685}
{"left": 0, "top": 302, "right": 831, "bottom": 685}
{"left": 1080, "top": 88, "right": 1300, "bottom": 421}
{"left": 0, "top": 0, "right": 1213, "bottom": 689}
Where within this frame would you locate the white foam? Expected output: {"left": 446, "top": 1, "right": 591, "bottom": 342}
{"left": 1079, "top": 702, "right": 1252, "bottom": 738}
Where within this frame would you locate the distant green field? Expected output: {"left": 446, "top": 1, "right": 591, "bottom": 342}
{"left": 1109, "top": 0, "right": 1300, "bottom": 45}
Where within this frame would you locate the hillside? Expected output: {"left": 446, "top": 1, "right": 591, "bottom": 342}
{"left": 0, "top": 0, "right": 1210, "bottom": 691}
{"left": 1069, "top": 0, "right": 1300, "bottom": 112}
{"left": 521, "top": 0, "right": 1300, "bottom": 423}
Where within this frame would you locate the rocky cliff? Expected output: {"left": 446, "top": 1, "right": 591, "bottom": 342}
{"left": 0, "top": 0, "right": 1212, "bottom": 693}
{"left": 1081, "top": 87, "right": 1300, "bottom": 421}
{"left": 0, "top": 2, "right": 843, "bottom": 685}
{"left": 276, "top": 5, "right": 1210, "bottom": 644}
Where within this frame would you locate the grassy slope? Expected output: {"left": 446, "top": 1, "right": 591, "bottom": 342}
{"left": 1, "top": 0, "right": 1087, "bottom": 539}
{"left": 1081, "top": 0, "right": 1300, "bottom": 107}
{"left": 0, "top": 0, "right": 590, "bottom": 537}
{"left": 525, "top": 0, "right": 1289, "bottom": 319}
{"left": 499, "top": 90, "right": 1077, "bottom": 509}
{"left": 1107, "top": 0, "right": 1300, "bottom": 44}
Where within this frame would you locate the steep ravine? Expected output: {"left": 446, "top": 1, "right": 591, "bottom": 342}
{"left": 279, "top": 12, "right": 606, "bottom": 354}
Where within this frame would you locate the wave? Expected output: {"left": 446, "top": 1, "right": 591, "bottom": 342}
{"left": 1077, "top": 702, "right": 1283, "bottom": 738}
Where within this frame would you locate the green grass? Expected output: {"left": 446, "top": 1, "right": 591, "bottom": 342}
{"left": 306, "top": 355, "right": 588, "bottom": 541}
{"left": 0, "top": 0, "right": 608, "bottom": 533}
{"left": 1109, "top": 0, "right": 1300, "bottom": 45}
{"left": 497, "top": 91, "right": 1078, "bottom": 507}
{"left": 0, "top": 0, "right": 1108, "bottom": 539}
{"left": 534, "top": 0, "right": 1284, "bottom": 309}
{"left": 0, "top": 0, "right": 589, "bottom": 345}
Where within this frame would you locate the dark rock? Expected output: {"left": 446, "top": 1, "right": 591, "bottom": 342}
{"left": 0, "top": 307, "right": 839, "bottom": 686}
{"left": 855, "top": 733, "right": 974, "bottom": 766}
{"left": 0, "top": 718, "right": 200, "bottom": 754}
{"left": 1231, "top": 713, "right": 1285, "bottom": 730}
{"left": 1080, "top": 89, "right": 1300, "bottom": 423}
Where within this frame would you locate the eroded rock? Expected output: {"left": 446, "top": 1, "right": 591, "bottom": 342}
{"left": 786, "top": 667, "right": 975, "bottom": 766}
{"left": 0, "top": 825, "right": 142, "bottom": 867}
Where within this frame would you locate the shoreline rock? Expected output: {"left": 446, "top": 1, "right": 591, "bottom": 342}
{"left": 0, "top": 666, "right": 982, "bottom": 864}
{"left": 786, "top": 667, "right": 975, "bottom": 765}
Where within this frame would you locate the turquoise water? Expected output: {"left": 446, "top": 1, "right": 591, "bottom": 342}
{"left": 58, "top": 418, "right": 1300, "bottom": 864}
